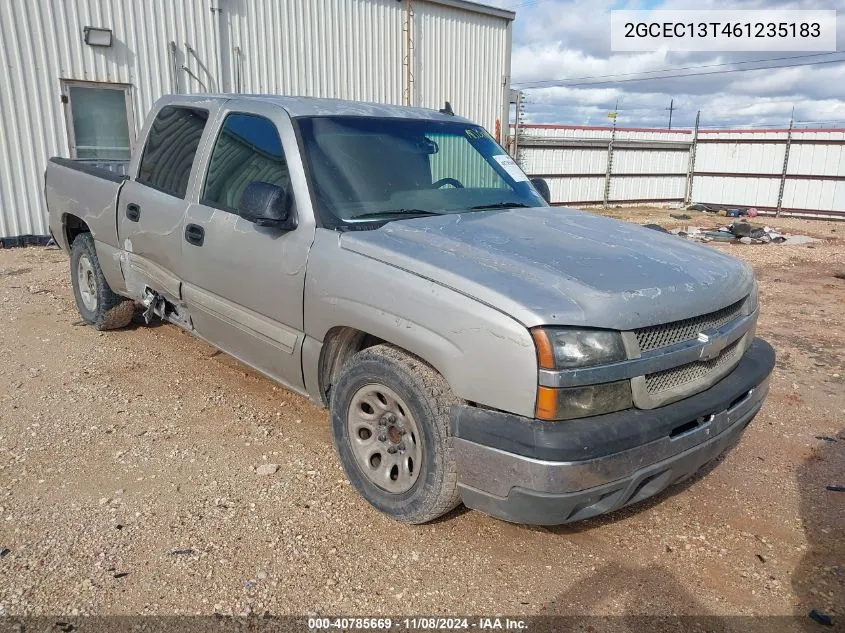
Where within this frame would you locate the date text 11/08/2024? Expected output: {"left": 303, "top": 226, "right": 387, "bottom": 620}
{"left": 307, "top": 617, "right": 528, "bottom": 630}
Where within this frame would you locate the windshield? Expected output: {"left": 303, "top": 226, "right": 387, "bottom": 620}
{"left": 296, "top": 116, "right": 547, "bottom": 227}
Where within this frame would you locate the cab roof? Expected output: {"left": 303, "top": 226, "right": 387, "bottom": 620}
{"left": 156, "top": 94, "right": 475, "bottom": 124}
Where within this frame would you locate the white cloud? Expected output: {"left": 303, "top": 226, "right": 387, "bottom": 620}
{"left": 491, "top": 0, "right": 845, "bottom": 127}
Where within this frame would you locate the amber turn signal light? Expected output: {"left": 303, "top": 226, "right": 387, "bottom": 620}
{"left": 536, "top": 386, "right": 559, "bottom": 420}
{"left": 531, "top": 328, "right": 555, "bottom": 370}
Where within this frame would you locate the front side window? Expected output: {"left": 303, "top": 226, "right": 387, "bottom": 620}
{"left": 296, "top": 116, "right": 545, "bottom": 228}
{"left": 202, "top": 113, "right": 289, "bottom": 214}
{"left": 137, "top": 106, "right": 208, "bottom": 198}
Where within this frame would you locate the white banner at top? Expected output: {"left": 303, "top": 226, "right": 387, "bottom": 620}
{"left": 610, "top": 10, "right": 837, "bottom": 52}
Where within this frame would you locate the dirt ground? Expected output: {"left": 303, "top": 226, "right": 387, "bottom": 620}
{"left": 0, "top": 206, "right": 843, "bottom": 625}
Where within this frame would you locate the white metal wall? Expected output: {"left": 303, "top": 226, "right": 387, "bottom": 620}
{"left": 413, "top": 1, "right": 509, "bottom": 132}
{"left": 518, "top": 125, "right": 691, "bottom": 204}
{"left": 519, "top": 124, "right": 845, "bottom": 217}
{"left": 225, "top": 0, "right": 404, "bottom": 105}
{"left": 692, "top": 129, "right": 845, "bottom": 215}
{"left": 0, "top": 0, "right": 217, "bottom": 239}
{"left": 0, "top": 0, "right": 512, "bottom": 240}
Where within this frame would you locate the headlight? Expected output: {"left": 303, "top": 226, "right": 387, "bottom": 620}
{"left": 531, "top": 327, "right": 627, "bottom": 370}
{"left": 536, "top": 382, "right": 632, "bottom": 421}
{"left": 744, "top": 281, "right": 759, "bottom": 315}
{"left": 531, "top": 327, "right": 631, "bottom": 421}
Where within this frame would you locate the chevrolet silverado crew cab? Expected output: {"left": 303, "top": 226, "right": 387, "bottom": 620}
{"left": 46, "top": 94, "right": 775, "bottom": 525}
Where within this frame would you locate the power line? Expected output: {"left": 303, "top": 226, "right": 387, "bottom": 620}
{"left": 513, "top": 52, "right": 838, "bottom": 88}
{"left": 512, "top": 0, "right": 552, "bottom": 7}
{"left": 515, "top": 56, "right": 845, "bottom": 89}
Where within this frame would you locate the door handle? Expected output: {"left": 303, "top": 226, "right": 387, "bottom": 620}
{"left": 184, "top": 223, "right": 205, "bottom": 247}
{"left": 126, "top": 203, "right": 141, "bottom": 222}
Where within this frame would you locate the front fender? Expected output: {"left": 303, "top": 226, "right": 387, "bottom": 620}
{"left": 303, "top": 229, "right": 538, "bottom": 418}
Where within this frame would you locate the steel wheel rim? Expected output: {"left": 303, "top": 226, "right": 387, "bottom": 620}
{"left": 77, "top": 254, "right": 97, "bottom": 312}
{"left": 347, "top": 383, "right": 423, "bottom": 494}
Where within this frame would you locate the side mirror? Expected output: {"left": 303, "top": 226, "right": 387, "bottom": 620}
{"left": 238, "top": 181, "right": 297, "bottom": 230}
{"left": 531, "top": 178, "right": 551, "bottom": 204}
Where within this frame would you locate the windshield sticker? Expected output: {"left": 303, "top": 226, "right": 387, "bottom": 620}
{"left": 464, "top": 128, "right": 486, "bottom": 140}
{"left": 493, "top": 155, "right": 529, "bottom": 182}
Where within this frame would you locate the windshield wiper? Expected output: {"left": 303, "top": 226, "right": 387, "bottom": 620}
{"left": 349, "top": 209, "right": 443, "bottom": 220}
{"left": 469, "top": 202, "right": 531, "bottom": 210}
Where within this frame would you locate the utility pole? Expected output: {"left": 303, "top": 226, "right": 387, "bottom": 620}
{"left": 666, "top": 98, "right": 675, "bottom": 130}
{"left": 775, "top": 106, "right": 795, "bottom": 218}
{"left": 513, "top": 90, "right": 525, "bottom": 166}
{"left": 603, "top": 99, "right": 618, "bottom": 208}
{"left": 684, "top": 110, "right": 700, "bottom": 205}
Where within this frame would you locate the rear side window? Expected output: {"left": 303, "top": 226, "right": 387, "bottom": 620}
{"left": 137, "top": 106, "right": 208, "bottom": 198}
{"left": 202, "top": 113, "right": 289, "bottom": 214}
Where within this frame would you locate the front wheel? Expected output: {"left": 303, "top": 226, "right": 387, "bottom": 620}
{"left": 330, "top": 344, "right": 462, "bottom": 524}
{"left": 70, "top": 233, "right": 135, "bottom": 330}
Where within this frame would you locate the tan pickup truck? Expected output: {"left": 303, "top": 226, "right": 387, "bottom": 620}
{"left": 46, "top": 94, "right": 774, "bottom": 525}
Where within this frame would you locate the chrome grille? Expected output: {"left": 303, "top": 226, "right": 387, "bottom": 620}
{"left": 644, "top": 337, "right": 744, "bottom": 395}
{"left": 635, "top": 299, "right": 745, "bottom": 353}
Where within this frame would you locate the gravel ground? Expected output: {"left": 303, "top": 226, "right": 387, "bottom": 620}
{"left": 0, "top": 208, "right": 843, "bottom": 621}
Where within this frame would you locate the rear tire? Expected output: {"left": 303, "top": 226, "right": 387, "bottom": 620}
{"left": 330, "top": 344, "right": 462, "bottom": 524}
{"left": 70, "top": 233, "right": 135, "bottom": 330}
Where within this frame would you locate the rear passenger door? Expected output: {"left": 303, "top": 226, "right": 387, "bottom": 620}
{"left": 180, "top": 101, "right": 315, "bottom": 392}
{"left": 118, "top": 103, "right": 217, "bottom": 301}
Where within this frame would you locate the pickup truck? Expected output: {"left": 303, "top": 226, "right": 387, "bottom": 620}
{"left": 46, "top": 94, "right": 775, "bottom": 525}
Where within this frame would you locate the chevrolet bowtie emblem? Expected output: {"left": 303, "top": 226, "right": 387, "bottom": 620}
{"left": 698, "top": 332, "right": 727, "bottom": 361}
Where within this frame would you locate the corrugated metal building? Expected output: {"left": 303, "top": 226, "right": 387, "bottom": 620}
{"left": 0, "top": 0, "right": 514, "bottom": 241}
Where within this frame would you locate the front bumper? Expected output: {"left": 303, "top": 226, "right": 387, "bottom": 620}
{"left": 452, "top": 337, "right": 775, "bottom": 525}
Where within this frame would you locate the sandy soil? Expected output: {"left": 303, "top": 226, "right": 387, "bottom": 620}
{"left": 0, "top": 207, "right": 843, "bottom": 625}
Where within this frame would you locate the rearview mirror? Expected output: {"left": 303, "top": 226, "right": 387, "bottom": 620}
{"left": 531, "top": 178, "right": 551, "bottom": 204}
{"left": 238, "top": 181, "right": 297, "bottom": 230}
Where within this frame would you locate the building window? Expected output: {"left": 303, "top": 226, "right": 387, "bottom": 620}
{"left": 137, "top": 106, "right": 209, "bottom": 199}
{"left": 63, "top": 82, "right": 133, "bottom": 161}
{"left": 202, "top": 113, "right": 289, "bottom": 214}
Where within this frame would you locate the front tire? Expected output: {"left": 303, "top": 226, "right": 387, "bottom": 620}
{"left": 330, "top": 344, "right": 462, "bottom": 524}
{"left": 70, "top": 233, "right": 135, "bottom": 330}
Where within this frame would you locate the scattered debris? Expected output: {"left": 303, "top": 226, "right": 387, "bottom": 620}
{"left": 0, "top": 547, "right": 10, "bottom": 557}
{"left": 0, "top": 267, "right": 31, "bottom": 277}
{"left": 113, "top": 571, "right": 129, "bottom": 579}
{"left": 670, "top": 213, "right": 692, "bottom": 220}
{"left": 755, "top": 553, "right": 767, "bottom": 563}
{"left": 815, "top": 436, "right": 838, "bottom": 443}
{"left": 825, "top": 485, "right": 845, "bottom": 493}
{"left": 834, "top": 270, "right": 845, "bottom": 280}
{"left": 808, "top": 610, "right": 834, "bottom": 627}
{"left": 168, "top": 548, "right": 196, "bottom": 556}
{"left": 671, "top": 221, "right": 818, "bottom": 246}
{"left": 256, "top": 463, "right": 280, "bottom": 476}
{"left": 644, "top": 223, "right": 670, "bottom": 233}
{"left": 55, "top": 622, "right": 76, "bottom": 632}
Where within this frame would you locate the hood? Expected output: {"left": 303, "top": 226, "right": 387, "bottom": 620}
{"left": 339, "top": 207, "right": 754, "bottom": 330}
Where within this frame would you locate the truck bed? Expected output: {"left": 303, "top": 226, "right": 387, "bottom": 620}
{"left": 45, "top": 157, "right": 129, "bottom": 252}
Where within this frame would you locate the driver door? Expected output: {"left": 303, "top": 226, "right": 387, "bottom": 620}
{"left": 180, "top": 101, "right": 315, "bottom": 392}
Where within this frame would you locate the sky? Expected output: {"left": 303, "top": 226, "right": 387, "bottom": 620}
{"left": 485, "top": 0, "right": 845, "bottom": 129}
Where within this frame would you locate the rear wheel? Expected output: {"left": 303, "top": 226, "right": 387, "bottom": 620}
{"left": 70, "top": 233, "right": 135, "bottom": 330}
{"left": 330, "top": 344, "right": 462, "bottom": 524}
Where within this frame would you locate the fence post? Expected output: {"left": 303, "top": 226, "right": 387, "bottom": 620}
{"left": 683, "top": 110, "right": 700, "bottom": 206}
{"left": 776, "top": 115, "right": 793, "bottom": 217}
{"left": 512, "top": 90, "right": 523, "bottom": 164}
{"left": 603, "top": 113, "right": 617, "bottom": 208}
